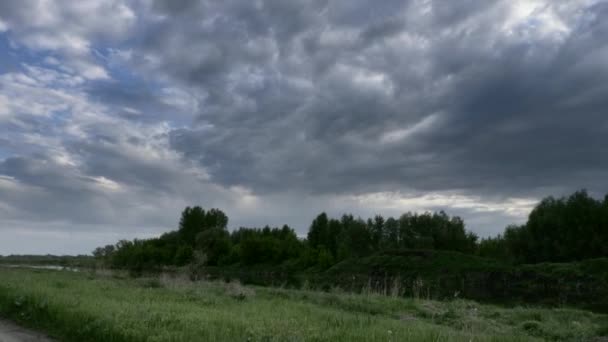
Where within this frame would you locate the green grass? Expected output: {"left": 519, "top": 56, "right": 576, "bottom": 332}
{"left": 0, "top": 268, "right": 606, "bottom": 341}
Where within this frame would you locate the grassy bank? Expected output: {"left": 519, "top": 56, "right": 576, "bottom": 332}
{"left": 0, "top": 268, "right": 607, "bottom": 341}
{"left": 201, "top": 250, "right": 608, "bottom": 313}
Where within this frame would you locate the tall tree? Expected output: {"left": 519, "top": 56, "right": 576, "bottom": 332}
{"left": 178, "top": 206, "right": 207, "bottom": 246}
{"left": 382, "top": 217, "right": 399, "bottom": 249}
{"left": 327, "top": 218, "right": 343, "bottom": 258}
{"left": 178, "top": 207, "right": 228, "bottom": 247}
{"left": 307, "top": 213, "right": 329, "bottom": 249}
{"left": 371, "top": 215, "right": 385, "bottom": 250}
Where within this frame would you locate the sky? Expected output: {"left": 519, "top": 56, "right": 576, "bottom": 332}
{"left": 1, "top": 0, "right": 607, "bottom": 255}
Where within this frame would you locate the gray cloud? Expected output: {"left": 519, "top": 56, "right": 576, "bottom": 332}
{"left": 1, "top": 0, "right": 608, "bottom": 253}
{"left": 146, "top": 0, "right": 608, "bottom": 199}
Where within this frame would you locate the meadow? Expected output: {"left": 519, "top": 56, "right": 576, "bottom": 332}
{"left": 0, "top": 267, "right": 606, "bottom": 341}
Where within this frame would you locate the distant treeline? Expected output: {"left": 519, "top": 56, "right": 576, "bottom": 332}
{"left": 94, "top": 190, "right": 608, "bottom": 273}
{"left": 93, "top": 208, "right": 476, "bottom": 272}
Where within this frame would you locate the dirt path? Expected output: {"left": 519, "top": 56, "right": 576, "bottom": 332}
{"left": 0, "top": 319, "right": 53, "bottom": 342}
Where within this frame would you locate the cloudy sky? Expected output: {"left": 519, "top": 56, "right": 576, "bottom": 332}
{"left": 1, "top": 0, "right": 607, "bottom": 255}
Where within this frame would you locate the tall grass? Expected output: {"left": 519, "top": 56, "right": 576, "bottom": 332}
{"left": 0, "top": 267, "right": 605, "bottom": 341}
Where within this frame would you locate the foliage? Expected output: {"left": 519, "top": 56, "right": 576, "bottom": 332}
{"left": 196, "top": 228, "right": 230, "bottom": 265}
{"left": 479, "top": 190, "right": 608, "bottom": 263}
{"left": 178, "top": 206, "right": 228, "bottom": 246}
{"left": 230, "top": 225, "right": 302, "bottom": 265}
{"left": 98, "top": 206, "right": 479, "bottom": 273}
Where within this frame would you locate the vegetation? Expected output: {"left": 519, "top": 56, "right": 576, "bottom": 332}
{"left": 95, "top": 190, "right": 608, "bottom": 275}
{"left": 94, "top": 207, "right": 480, "bottom": 273}
{"left": 202, "top": 250, "right": 608, "bottom": 313}
{"left": 478, "top": 190, "right": 608, "bottom": 263}
{"left": 1, "top": 267, "right": 606, "bottom": 341}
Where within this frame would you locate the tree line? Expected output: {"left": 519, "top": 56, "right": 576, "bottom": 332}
{"left": 94, "top": 190, "right": 608, "bottom": 272}
{"left": 93, "top": 208, "right": 478, "bottom": 272}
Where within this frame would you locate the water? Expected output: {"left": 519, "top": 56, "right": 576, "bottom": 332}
{"left": 1, "top": 264, "right": 80, "bottom": 272}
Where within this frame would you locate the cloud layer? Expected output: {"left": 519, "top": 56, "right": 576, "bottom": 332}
{"left": 1, "top": 0, "right": 607, "bottom": 254}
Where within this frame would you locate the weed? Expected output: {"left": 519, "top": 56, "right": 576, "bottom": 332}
{"left": 521, "top": 321, "right": 543, "bottom": 336}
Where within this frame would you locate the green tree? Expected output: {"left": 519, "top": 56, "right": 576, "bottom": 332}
{"left": 205, "top": 208, "right": 229, "bottom": 230}
{"left": 174, "top": 245, "right": 194, "bottom": 266}
{"left": 327, "top": 219, "right": 342, "bottom": 258}
{"left": 178, "top": 207, "right": 228, "bottom": 247}
{"left": 337, "top": 215, "right": 372, "bottom": 259}
{"left": 316, "top": 247, "right": 335, "bottom": 269}
{"left": 178, "top": 206, "right": 207, "bottom": 246}
{"left": 370, "top": 215, "right": 385, "bottom": 251}
{"left": 307, "top": 213, "right": 329, "bottom": 249}
{"left": 382, "top": 217, "right": 399, "bottom": 249}
{"left": 196, "top": 228, "right": 231, "bottom": 265}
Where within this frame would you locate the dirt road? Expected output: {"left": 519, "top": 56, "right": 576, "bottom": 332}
{"left": 0, "top": 319, "right": 52, "bottom": 342}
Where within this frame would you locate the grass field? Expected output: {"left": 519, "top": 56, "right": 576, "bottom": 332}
{"left": 0, "top": 267, "right": 606, "bottom": 341}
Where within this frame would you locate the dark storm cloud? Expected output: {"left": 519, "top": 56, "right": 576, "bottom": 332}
{"left": 419, "top": 1, "right": 608, "bottom": 196}
{"left": 142, "top": 0, "right": 608, "bottom": 199}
